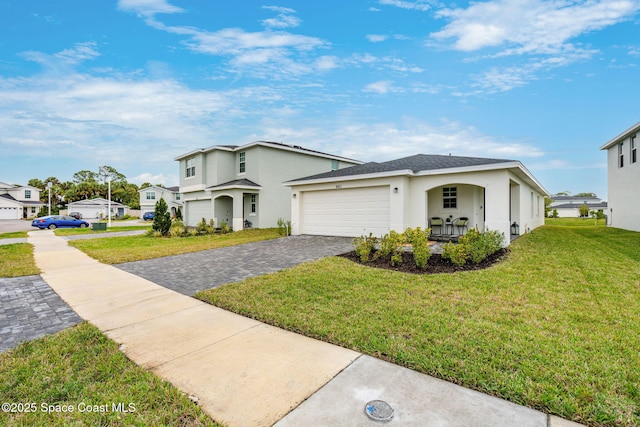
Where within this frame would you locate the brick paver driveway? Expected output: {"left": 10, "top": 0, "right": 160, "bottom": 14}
{"left": 0, "top": 275, "right": 82, "bottom": 352}
{"left": 115, "top": 235, "right": 353, "bottom": 296}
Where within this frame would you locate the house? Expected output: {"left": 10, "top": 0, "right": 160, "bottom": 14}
{"left": 0, "top": 181, "right": 45, "bottom": 219}
{"left": 66, "top": 198, "right": 130, "bottom": 219}
{"left": 285, "top": 154, "right": 548, "bottom": 244}
{"left": 139, "top": 185, "right": 183, "bottom": 218}
{"left": 549, "top": 195, "right": 607, "bottom": 218}
{"left": 175, "top": 141, "right": 361, "bottom": 229}
{"left": 600, "top": 121, "right": 640, "bottom": 231}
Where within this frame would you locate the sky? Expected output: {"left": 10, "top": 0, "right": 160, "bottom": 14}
{"left": 1, "top": 0, "right": 639, "bottom": 199}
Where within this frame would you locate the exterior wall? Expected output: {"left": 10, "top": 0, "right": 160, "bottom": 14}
{"left": 508, "top": 171, "right": 545, "bottom": 233}
{"left": 606, "top": 141, "right": 640, "bottom": 231}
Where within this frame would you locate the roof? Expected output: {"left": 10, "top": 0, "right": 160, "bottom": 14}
{"left": 600, "top": 122, "right": 640, "bottom": 150}
{"left": 285, "top": 153, "right": 548, "bottom": 196}
{"left": 138, "top": 185, "right": 180, "bottom": 193}
{"left": 174, "top": 140, "right": 362, "bottom": 164}
{"left": 551, "top": 195, "right": 601, "bottom": 201}
{"left": 553, "top": 202, "right": 608, "bottom": 209}
{"left": 67, "top": 198, "right": 128, "bottom": 207}
{"left": 286, "top": 154, "right": 514, "bottom": 182}
{"left": 0, "top": 193, "right": 44, "bottom": 206}
{"left": 206, "top": 179, "right": 262, "bottom": 191}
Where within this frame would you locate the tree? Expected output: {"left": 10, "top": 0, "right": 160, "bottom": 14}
{"left": 579, "top": 203, "right": 590, "bottom": 218}
{"left": 152, "top": 198, "right": 172, "bottom": 236}
{"left": 575, "top": 192, "right": 596, "bottom": 197}
{"left": 73, "top": 170, "right": 99, "bottom": 184}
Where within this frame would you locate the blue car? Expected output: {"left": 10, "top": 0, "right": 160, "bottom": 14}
{"left": 31, "top": 215, "right": 90, "bottom": 230}
{"left": 143, "top": 212, "right": 154, "bottom": 221}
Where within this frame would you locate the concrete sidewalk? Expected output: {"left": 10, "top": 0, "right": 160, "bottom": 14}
{"left": 28, "top": 230, "right": 582, "bottom": 427}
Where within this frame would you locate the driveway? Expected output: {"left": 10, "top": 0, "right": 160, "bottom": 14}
{"left": 116, "top": 235, "right": 354, "bottom": 296}
{"left": 0, "top": 275, "right": 82, "bottom": 352}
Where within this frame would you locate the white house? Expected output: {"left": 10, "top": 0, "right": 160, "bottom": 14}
{"left": 600, "top": 121, "right": 640, "bottom": 231}
{"left": 139, "top": 185, "right": 182, "bottom": 217}
{"left": 0, "top": 181, "right": 45, "bottom": 219}
{"left": 549, "top": 195, "right": 607, "bottom": 218}
{"left": 66, "top": 198, "right": 130, "bottom": 220}
{"left": 285, "top": 154, "right": 548, "bottom": 245}
{"left": 175, "top": 141, "right": 361, "bottom": 229}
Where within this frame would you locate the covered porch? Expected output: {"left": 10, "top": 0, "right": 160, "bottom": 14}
{"left": 206, "top": 179, "right": 262, "bottom": 231}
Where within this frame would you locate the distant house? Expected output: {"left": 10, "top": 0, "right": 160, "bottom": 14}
{"left": 66, "top": 198, "right": 130, "bottom": 219}
{"left": 0, "top": 181, "right": 45, "bottom": 219}
{"left": 139, "top": 185, "right": 182, "bottom": 218}
{"left": 600, "top": 122, "right": 640, "bottom": 231}
{"left": 175, "top": 141, "right": 361, "bottom": 229}
{"left": 549, "top": 195, "right": 607, "bottom": 218}
{"left": 285, "top": 153, "right": 548, "bottom": 244}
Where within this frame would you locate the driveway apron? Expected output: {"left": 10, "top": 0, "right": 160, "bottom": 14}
{"left": 115, "top": 235, "right": 354, "bottom": 295}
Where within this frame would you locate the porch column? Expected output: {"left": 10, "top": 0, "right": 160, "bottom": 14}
{"left": 483, "top": 182, "right": 511, "bottom": 247}
{"left": 232, "top": 192, "right": 244, "bottom": 231}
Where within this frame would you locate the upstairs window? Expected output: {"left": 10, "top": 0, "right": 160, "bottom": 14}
{"left": 239, "top": 152, "right": 246, "bottom": 173}
{"left": 186, "top": 157, "right": 196, "bottom": 178}
{"left": 331, "top": 160, "right": 339, "bottom": 171}
{"left": 619, "top": 142, "right": 624, "bottom": 168}
{"left": 24, "top": 189, "right": 31, "bottom": 199}
{"left": 146, "top": 191, "right": 155, "bottom": 200}
{"left": 443, "top": 187, "right": 457, "bottom": 209}
{"left": 632, "top": 135, "right": 637, "bottom": 164}
{"left": 175, "top": 193, "right": 181, "bottom": 201}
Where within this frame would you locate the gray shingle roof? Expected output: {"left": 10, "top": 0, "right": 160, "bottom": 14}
{"left": 206, "top": 179, "right": 261, "bottom": 190}
{"left": 288, "top": 154, "right": 514, "bottom": 182}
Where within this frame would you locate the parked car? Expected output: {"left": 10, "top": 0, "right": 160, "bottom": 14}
{"left": 69, "top": 212, "right": 83, "bottom": 219}
{"left": 143, "top": 212, "right": 154, "bottom": 221}
{"left": 31, "top": 215, "right": 90, "bottom": 230}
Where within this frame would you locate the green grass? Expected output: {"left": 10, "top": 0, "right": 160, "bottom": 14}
{"left": 0, "top": 323, "right": 221, "bottom": 427}
{"left": 68, "top": 228, "right": 282, "bottom": 264}
{"left": 0, "top": 231, "right": 28, "bottom": 239}
{"left": 53, "top": 225, "right": 152, "bottom": 236}
{"left": 197, "top": 225, "right": 640, "bottom": 426}
{"left": 545, "top": 217, "right": 607, "bottom": 227}
{"left": 0, "top": 244, "right": 39, "bottom": 277}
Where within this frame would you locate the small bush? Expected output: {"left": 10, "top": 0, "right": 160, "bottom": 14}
{"left": 409, "top": 227, "right": 431, "bottom": 269}
{"left": 196, "top": 218, "right": 215, "bottom": 235}
{"left": 219, "top": 222, "right": 232, "bottom": 234}
{"left": 353, "top": 233, "right": 377, "bottom": 263}
{"left": 169, "top": 219, "right": 188, "bottom": 237}
{"left": 442, "top": 228, "right": 504, "bottom": 266}
{"left": 442, "top": 241, "right": 468, "bottom": 266}
{"left": 379, "top": 230, "right": 404, "bottom": 265}
{"left": 277, "top": 218, "right": 292, "bottom": 236}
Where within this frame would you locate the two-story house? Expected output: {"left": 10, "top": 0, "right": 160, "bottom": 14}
{"left": 0, "top": 181, "right": 45, "bottom": 219}
{"left": 175, "top": 141, "right": 361, "bottom": 229}
{"left": 549, "top": 195, "right": 607, "bottom": 218}
{"left": 600, "top": 121, "right": 640, "bottom": 231}
{"left": 139, "top": 185, "right": 183, "bottom": 218}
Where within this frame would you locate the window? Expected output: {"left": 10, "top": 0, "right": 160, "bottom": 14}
{"left": 331, "top": 160, "right": 339, "bottom": 171}
{"left": 251, "top": 194, "right": 256, "bottom": 213}
{"left": 24, "top": 190, "right": 31, "bottom": 199}
{"left": 31, "top": 207, "right": 36, "bottom": 214}
{"left": 175, "top": 193, "right": 181, "bottom": 200}
{"left": 239, "top": 152, "right": 246, "bottom": 173}
{"left": 443, "top": 187, "right": 457, "bottom": 209}
{"left": 146, "top": 191, "right": 155, "bottom": 200}
{"left": 186, "top": 157, "right": 196, "bottom": 178}
{"left": 619, "top": 142, "right": 624, "bottom": 168}
{"left": 632, "top": 135, "right": 637, "bottom": 164}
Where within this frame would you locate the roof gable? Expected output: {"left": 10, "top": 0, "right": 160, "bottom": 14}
{"left": 600, "top": 122, "right": 640, "bottom": 150}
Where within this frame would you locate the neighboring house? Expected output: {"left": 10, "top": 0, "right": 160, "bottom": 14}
{"left": 66, "top": 198, "right": 130, "bottom": 219}
{"left": 0, "top": 181, "right": 45, "bottom": 219}
{"left": 549, "top": 195, "right": 607, "bottom": 218}
{"left": 139, "top": 185, "right": 183, "bottom": 217}
{"left": 600, "top": 121, "right": 640, "bottom": 231}
{"left": 285, "top": 154, "right": 548, "bottom": 244}
{"left": 175, "top": 141, "right": 361, "bottom": 229}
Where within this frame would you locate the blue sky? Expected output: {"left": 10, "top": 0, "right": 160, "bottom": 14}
{"left": 1, "top": 0, "right": 639, "bottom": 199}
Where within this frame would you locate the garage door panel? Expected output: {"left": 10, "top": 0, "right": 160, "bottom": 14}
{"left": 301, "top": 186, "right": 389, "bottom": 237}
{"left": 0, "top": 207, "right": 20, "bottom": 220}
{"left": 186, "top": 200, "right": 212, "bottom": 226}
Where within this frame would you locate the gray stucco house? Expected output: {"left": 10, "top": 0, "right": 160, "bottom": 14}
{"left": 0, "top": 181, "right": 45, "bottom": 219}
{"left": 174, "top": 141, "right": 361, "bottom": 229}
{"left": 139, "top": 185, "right": 182, "bottom": 218}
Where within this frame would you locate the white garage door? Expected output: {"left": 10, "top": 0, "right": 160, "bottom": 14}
{"left": 301, "top": 186, "right": 390, "bottom": 237}
{"left": 0, "top": 207, "right": 19, "bottom": 220}
{"left": 186, "top": 200, "right": 212, "bottom": 226}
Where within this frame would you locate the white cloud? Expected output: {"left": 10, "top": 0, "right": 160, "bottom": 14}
{"left": 379, "top": 0, "right": 434, "bottom": 12}
{"left": 130, "top": 172, "right": 177, "bottom": 186}
{"left": 117, "top": 0, "right": 184, "bottom": 17}
{"left": 431, "top": 0, "right": 640, "bottom": 55}
{"left": 261, "top": 6, "right": 301, "bottom": 29}
{"left": 367, "top": 34, "right": 388, "bottom": 43}
{"left": 364, "top": 80, "right": 395, "bottom": 93}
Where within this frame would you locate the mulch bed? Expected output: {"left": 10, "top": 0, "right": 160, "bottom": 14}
{"left": 338, "top": 248, "right": 509, "bottom": 274}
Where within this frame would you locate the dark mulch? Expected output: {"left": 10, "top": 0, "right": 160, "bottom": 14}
{"left": 338, "top": 248, "right": 509, "bottom": 274}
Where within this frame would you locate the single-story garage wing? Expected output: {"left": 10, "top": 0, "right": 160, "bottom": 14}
{"left": 284, "top": 154, "right": 548, "bottom": 245}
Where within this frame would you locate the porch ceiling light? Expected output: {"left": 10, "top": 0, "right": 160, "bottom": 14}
{"left": 393, "top": 187, "right": 398, "bottom": 193}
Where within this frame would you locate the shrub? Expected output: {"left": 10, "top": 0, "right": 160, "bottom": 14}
{"left": 442, "top": 241, "right": 468, "bottom": 266}
{"left": 353, "top": 233, "right": 377, "bottom": 263}
{"left": 169, "top": 219, "right": 188, "bottom": 237}
{"left": 219, "top": 222, "right": 232, "bottom": 234}
{"left": 379, "top": 230, "right": 404, "bottom": 265}
{"left": 152, "top": 199, "right": 172, "bottom": 236}
{"left": 408, "top": 227, "right": 431, "bottom": 269}
{"left": 277, "top": 218, "right": 292, "bottom": 236}
{"left": 196, "top": 218, "right": 215, "bottom": 235}
{"left": 442, "top": 228, "right": 504, "bottom": 266}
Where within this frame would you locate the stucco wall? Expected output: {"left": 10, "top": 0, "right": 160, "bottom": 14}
{"left": 606, "top": 140, "right": 640, "bottom": 231}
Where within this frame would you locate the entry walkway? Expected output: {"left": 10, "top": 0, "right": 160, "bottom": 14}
{"left": 27, "top": 231, "right": 582, "bottom": 427}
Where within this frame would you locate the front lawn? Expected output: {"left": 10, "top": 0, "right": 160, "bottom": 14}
{"left": 0, "top": 323, "right": 220, "bottom": 426}
{"left": 197, "top": 225, "right": 640, "bottom": 426}
{"left": 53, "top": 225, "right": 151, "bottom": 236}
{"left": 0, "top": 231, "right": 28, "bottom": 239}
{"left": 0, "top": 244, "right": 39, "bottom": 277}
{"left": 69, "top": 228, "right": 281, "bottom": 264}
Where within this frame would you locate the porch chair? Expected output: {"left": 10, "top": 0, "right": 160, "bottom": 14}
{"left": 454, "top": 217, "right": 469, "bottom": 235}
{"left": 429, "top": 217, "right": 443, "bottom": 234}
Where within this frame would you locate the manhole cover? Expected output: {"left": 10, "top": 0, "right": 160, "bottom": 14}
{"left": 364, "top": 400, "right": 394, "bottom": 422}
